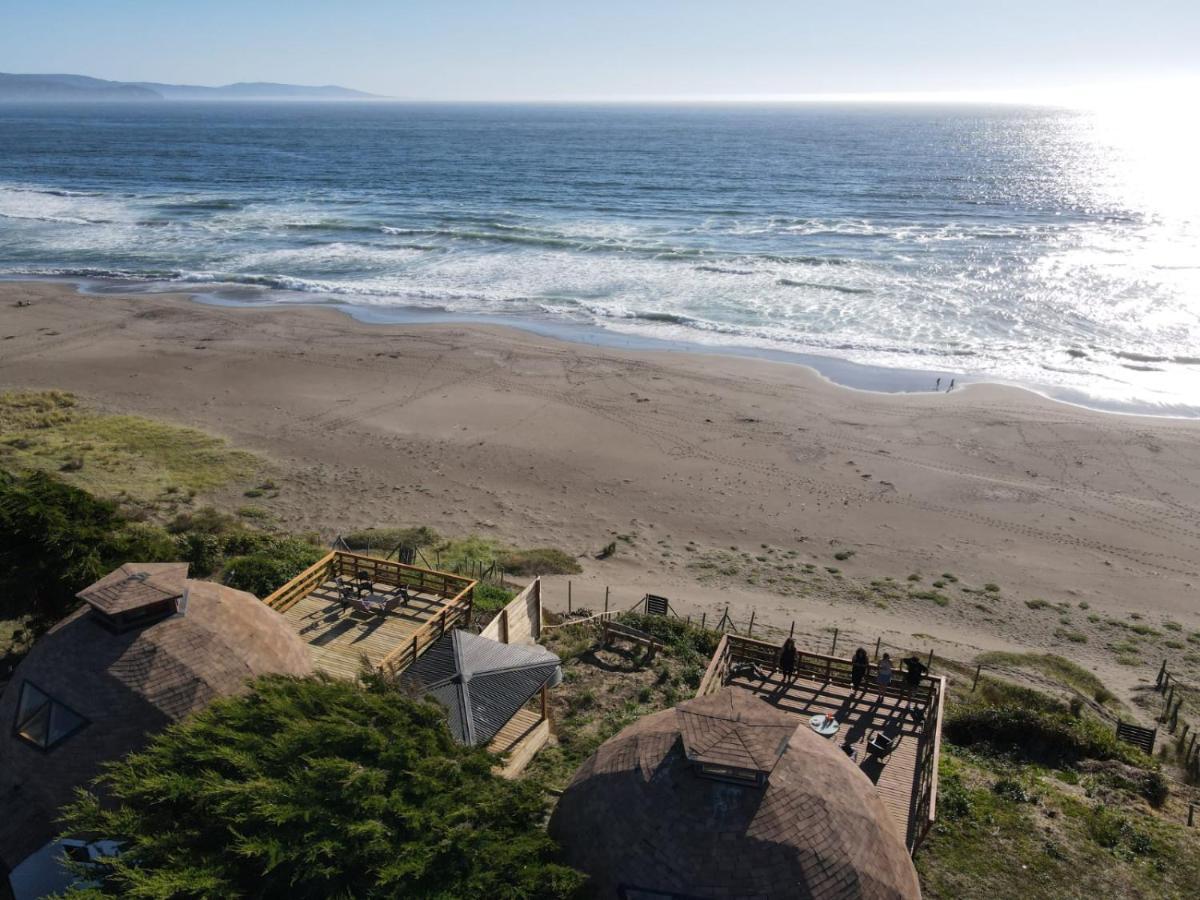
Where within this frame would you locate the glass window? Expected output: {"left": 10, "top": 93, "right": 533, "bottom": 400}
{"left": 12, "top": 680, "right": 88, "bottom": 751}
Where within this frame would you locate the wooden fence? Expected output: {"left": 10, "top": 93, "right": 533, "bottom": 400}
{"left": 481, "top": 578, "right": 542, "bottom": 644}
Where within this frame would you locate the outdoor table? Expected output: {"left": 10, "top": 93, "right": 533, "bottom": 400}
{"left": 809, "top": 714, "right": 840, "bottom": 738}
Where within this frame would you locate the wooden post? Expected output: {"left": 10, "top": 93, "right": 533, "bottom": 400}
{"left": 789, "top": 620, "right": 795, "bottom": 639}
{"left": 568, "top": 580, "right": 572, "bottom": 614}
{"left": 605, "top": 586, "right": 609, "bottom": 614}
{"left": 701, "top": 612, "right": 707, "bottom": 630}
{"left": 747, "top": 609, "right": 756, "bottom": 637}
{"left": 926, "top": 649, "right": 934, "bottom": 671}
{"left": 874, "top": 637, "right": 881, "bottom": 660}
{"left": 830, "top": 627, "right": 839, "bottom": 657}
{"left": 972, "top": 664, "right": 981, "bottom": 692}
{"left": 1156, "top": 659, "right": 1167, "bottom": 689}
{"left": 1189, "top": 804, "right": 1196, "bottom": 828}
{"left": 1164, "top": 685, "right": 1175, "bottom": 720}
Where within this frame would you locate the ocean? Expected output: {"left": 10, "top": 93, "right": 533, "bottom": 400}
{"left": 0, "top": 102, "right": 1196, "bottom": 414}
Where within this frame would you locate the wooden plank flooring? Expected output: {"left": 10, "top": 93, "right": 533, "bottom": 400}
{"left": 728, "top": 671, "right": 933, "bottom": 848}
{"left": 489, "top": 707, "right": 549, "bottom": 778}
{"left": 279, "top": 582, "right": 449, "bottom": 679}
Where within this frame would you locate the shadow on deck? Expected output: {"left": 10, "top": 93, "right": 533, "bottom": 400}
{"left": 728, "top": 671, "right": 932, "bottom": 848}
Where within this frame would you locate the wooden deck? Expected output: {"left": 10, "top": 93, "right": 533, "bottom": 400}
{"left": 489, "top": 706, "right": 551, "bottom": 779}
{"left": 727, "top": 670, "right": 932, "bottom": 849}
{"left": 278, "top": 581, "right": 453, "bottom": 680}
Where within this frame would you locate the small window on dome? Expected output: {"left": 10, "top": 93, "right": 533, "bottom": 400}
{"left": 12, "top": 680, "right": 88, "bottom": 751}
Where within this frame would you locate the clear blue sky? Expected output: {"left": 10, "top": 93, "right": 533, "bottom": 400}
{"left": 4, "top": 0, "right": 1199, "bottom": 100}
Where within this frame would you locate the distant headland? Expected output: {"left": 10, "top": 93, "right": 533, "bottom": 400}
{"left": 0, "top": 72, "right": 382, "bottom": 101}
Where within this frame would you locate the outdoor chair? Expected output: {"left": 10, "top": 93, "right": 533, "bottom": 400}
{"left": 867, "top": 732, "right": 897, "bottom": 757}
{"left": 335, "top": 579, "right": 358, "bottom": 611}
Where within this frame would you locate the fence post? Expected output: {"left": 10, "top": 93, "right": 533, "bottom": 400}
{"left": 789, "top": 620, "right": 795, "bottom": 639}
{"left": 1189, "top": 804, "right": 1196, "bottom": 828}
{"left": 701, "top": 612, "right": 707, "bottom": 630}
{"left": 972, "top": 664, "right": 981, "bottom": 692}
{"left": 926, "top": 649, "right": 934, "bottom": 671}
{"left": 830, "top": 627, "right": 839, "bottom": 657}
{"left": 605, "top": 586, "right": 609, "bottom": 614}
{"left": 874, "top": 637, "right": 881, "bottom": 660}
{"left": 1156, "top": 659, "right": 1167, "bottom": 689}
{"left": 568, "top": 580, "right": 572, "bottom": 614}
{"left": 1164, "top": 686, "right": 1175, "bottom": 720}
{"left": 747, "top": 609, "right": 756, "bottom": 637}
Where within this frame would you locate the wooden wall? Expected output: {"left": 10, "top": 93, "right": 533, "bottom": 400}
{"left": 481, "top": 578, "right": 541, "bottom": 645}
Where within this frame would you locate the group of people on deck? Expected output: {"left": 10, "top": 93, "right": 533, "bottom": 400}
{"left": 776, "top": 638, "right": 927, "bottom": 696}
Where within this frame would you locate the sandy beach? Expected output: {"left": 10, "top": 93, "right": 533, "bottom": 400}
{"left": 2, "top": 280, "right": 1198, "bottom": 698}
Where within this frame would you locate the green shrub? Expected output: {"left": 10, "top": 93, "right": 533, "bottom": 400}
{"left": 499, "top": 547, "right": 581, "bottom": 576}
{"left": 945, "top": 703, "right": 1146, "bottom": 767}
{"left": 222, "top": 539, "right": 324, "bottom": 598}
{"left": 175, "top": 532, "right": 222, "bottom": 577}
{"left": 618, "top": 612, "right": 719, "bottom": 662}
{"left": 342, "top": 526, "right": 440, "bottom": 552}
{"left": 60, "top": 675, "right": 583, "bottom": 898}
{"left": 166, "top": 506, "right": 238, "bottom": 535}
{"left": 473, "top": 583, "right": 516, "bottom": 616}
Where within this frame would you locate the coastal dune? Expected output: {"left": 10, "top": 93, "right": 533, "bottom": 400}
{"left": 2, "top": 281, "right": 1198, "bottom": 696}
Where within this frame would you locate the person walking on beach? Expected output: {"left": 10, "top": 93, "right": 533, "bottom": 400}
{"left": 876, "top": 653, "right": 893, "bottom": 692}
{"left": 851, "top": 646, "right": 869, "bottom": 692}
{"left": 778, "top": 637, "right": 798, "bottom": 684}
{"left": 935, "top": 377, "right": 941, "bottom": 391}
{"left": 947, "top": 379, "right": 955, "bottom": 392}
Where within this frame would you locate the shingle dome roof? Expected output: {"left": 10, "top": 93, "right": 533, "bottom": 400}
{"left": 401, "top": 629, "right": 561, "bottom": 746}
{"left": 548, "top": 687, "right": 922, "bottom": 900}
{"left": 0, "top": 566, "right": 313, "bottom": 871}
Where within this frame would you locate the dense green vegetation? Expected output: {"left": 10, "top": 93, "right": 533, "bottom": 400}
{"left": 0, "top": 470, "right": 323, "bottom": 638}
{"left": 61, "top": 675, "right": 584, "bottom": 899}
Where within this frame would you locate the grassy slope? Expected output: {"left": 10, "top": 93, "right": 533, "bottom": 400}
{"left": 0, "top": 390, "right": 259, "bottom": 503}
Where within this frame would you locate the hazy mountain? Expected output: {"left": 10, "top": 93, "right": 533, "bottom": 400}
{"left": 0, "top": 73, "right": 161, "bottom": 101}
{"left": 0, "top": 73, "right": 381, "bottom": 101}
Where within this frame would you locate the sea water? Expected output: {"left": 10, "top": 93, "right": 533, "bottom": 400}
{"left": 0, "top": 102, "right": 1196, "bottom": 413}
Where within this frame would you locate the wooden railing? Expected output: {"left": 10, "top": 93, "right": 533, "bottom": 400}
{"left": 699, "top": 634, "right": 938, "bottom": 705}
{"left": 263, "top": 551, "right": 337, "bottom": 612}
{"left": 262, "top": 549, "right": 477, "bottom": 678}
{"left": 378, "top": 580, "right": 475, "bottom": 678}
{"left": 911, "top": 674, "right": 946, "bottom": 850}
{"left": 263, "top": 550, "right": 476, "bottom": 611}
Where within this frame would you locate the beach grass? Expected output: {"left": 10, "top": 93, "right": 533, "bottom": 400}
{"left": 0, "top": 390, "right": 258, "bottom": 501}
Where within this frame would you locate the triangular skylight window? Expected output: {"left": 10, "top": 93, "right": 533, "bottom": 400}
{"left": 13, "top": 680, "right": 88, "bottom": 751}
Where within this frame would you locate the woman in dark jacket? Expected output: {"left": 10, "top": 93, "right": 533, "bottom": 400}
{"left": 778, "top": 637, "right": 798, "bottom": 682}
{"left": 851, "top": 647, "right": 870, "bottom": 691}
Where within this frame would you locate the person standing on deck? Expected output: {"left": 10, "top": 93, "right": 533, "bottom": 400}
{"left": 851, "top": 647, "right": 869, "bottom": 691}
{"left": 778, "top": 637, "right": 798, "bottom": 683}
{"left": 876, "top": 653, "right": 893, "bottom": 691}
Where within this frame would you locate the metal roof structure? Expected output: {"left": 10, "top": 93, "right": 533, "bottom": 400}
{"left": 401, "top": 629, "right": 561, "bottom": 747}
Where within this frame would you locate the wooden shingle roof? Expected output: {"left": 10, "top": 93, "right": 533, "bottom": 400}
{"left": 549, "top": 687, "right": 922, "bottom": 900}
{"left": 76, "top": 562, "right": 188, "bottom": 616}
{"left": 0, "top": 576, "right": 313, "bottom": 872}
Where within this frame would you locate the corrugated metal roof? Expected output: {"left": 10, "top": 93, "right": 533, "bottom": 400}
{"left": 401, "top": 630, "right": 561, "bottom": 747}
